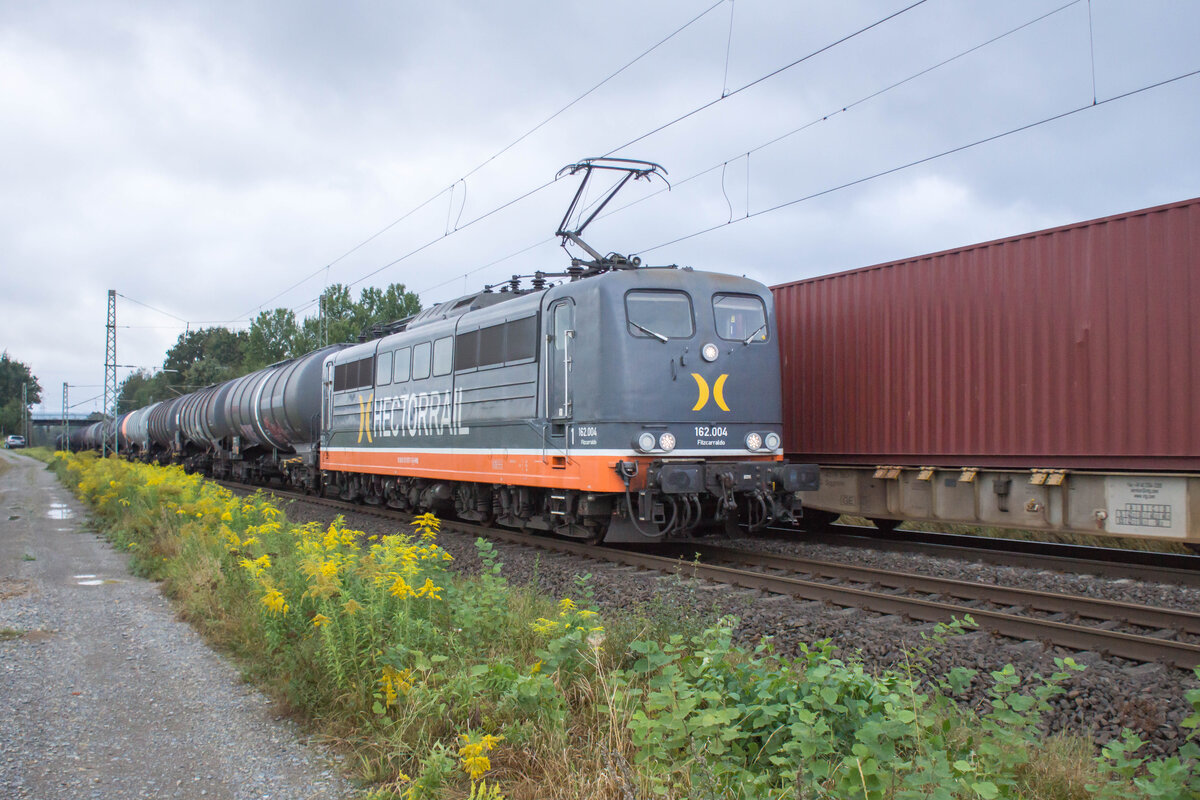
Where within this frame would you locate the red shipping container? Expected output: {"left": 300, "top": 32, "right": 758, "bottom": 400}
{"left": 773, "top": 197, "right": 1200, "bottom": 471}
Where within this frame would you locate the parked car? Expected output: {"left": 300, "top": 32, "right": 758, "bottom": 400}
{"left": 4, "top": 434, "right": 26, "bottom": 448}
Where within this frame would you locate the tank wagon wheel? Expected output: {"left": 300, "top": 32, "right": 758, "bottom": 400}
{"left": 869, "top": 517, "right": 901, "bottom": 533}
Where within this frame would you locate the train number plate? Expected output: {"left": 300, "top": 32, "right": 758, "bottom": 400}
{"left": 694, "top": 425, "right": 728, "bottom": 438}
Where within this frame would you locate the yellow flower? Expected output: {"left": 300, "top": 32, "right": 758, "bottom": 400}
{"left": 415, "top": 577, "right": 443, "bottom": 600}
{"left": 558, "top": 597, "right": 576, "bottom": 613}
{"left": 260, "top": 588, "right": 288, "bottom": 615}
{"left": 388, "top": 575, "right": 415, "bottom": 599}
{"left": 379, "top": 665, "right": 414, "bottom": 706}
{"left": 311, "top": 613, "right": 331, "bottom": 628}
{"left": 342, "top": 598, "right": 363, "bottom": 615}
{"left": 462, "top": 755, "right": 491, "bottom": 781}
{"left": 458, "top": 732, "right": 503, "bottom": 781}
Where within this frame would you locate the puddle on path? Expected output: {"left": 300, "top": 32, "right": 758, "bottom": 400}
{"left": 73, "top": 574, "right": 123, "bottom": 586}
{"left": 46, "top": 503, "right": 74, "bottom": 520}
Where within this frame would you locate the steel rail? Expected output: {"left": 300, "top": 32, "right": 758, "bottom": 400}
{"left": 763, "top": 524, "right": 1200, "bottom": 587}
{"left": 685, "top": 544, "right": 1200, "bottom": 637}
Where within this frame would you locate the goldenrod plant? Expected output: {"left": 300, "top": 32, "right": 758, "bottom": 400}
{"left": 53, "top": 451, "right": 1200, "bottom": 800}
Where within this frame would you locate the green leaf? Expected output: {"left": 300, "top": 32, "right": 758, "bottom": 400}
{"left": 971, "top": 781, "right": 1000, "bottom": 799}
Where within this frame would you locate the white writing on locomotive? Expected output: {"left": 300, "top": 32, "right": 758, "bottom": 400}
{"left": 360, "top": 388, "right": 469, "bottom": 440}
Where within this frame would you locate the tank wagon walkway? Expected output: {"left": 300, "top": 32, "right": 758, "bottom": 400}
{"left": 0, "top": 451, "right": 350, "bottom": 800}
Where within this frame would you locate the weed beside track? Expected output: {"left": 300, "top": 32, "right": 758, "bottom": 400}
{"left": 51, "top": 452, "right": 1200, "bottom": 800}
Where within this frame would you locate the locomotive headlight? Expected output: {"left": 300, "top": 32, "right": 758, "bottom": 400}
{"left": 635, "top": 432, "right": 657, "bottom": 453}
{"left": 764, "top": 432, "right": 781, "bottom": 451}
{"left": 658, "top": 432, "right": 676, "bottom": 452}
{"left": 745, "top": 432, "right": 763, "bottom": 451}
{"left": 701, "top": 342, "right": 719, "bottom": 362}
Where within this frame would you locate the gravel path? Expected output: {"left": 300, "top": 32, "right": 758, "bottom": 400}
{"left": 273, "top": 494, "right": 1199, "bottom": 760}
{"left": 0, "top": 452, "right": 354, "bottom": 800}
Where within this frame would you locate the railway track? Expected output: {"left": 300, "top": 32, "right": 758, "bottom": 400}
{"left": 221, "top": 482, "right": 1200, "bottom": 670}
{"left": 763, "top": 523, "right": 1200, "bottom": 587}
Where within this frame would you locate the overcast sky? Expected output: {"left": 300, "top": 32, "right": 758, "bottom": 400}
{"left": 3, "top": 0, "right": 1197, "bottom": 415}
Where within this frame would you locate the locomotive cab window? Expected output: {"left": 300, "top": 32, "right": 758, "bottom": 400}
{"left": 713, "top": 293, "right": 768, "bottom": 342}
{"left": 625, "top": 290, "right": 694, "bottom": 340}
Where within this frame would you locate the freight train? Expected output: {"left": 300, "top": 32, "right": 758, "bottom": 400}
{"left": 73, "top": 160, "right": 820, "bottom": 543}
{"left": 776, "top": 196, "right": 1200, "bottom": 546}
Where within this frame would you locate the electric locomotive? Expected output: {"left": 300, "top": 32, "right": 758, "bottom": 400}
{"left": 318, "top": 159, "right": 819, "bottom": 542}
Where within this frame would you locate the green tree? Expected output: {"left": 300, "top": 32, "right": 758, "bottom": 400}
{"left": 116, "top": 369, "right": 183, "bottom": 413}
{"left": 163, "top": 327, "right": 248, "bottom": 388}
{"left": 244, "top": 308, "right": 300, "bottom": 372}
{"left": 0, "top": 352, "right": 42, "bottom": 436}
{"left": 297, "top": 283, "right": 420, "bottom": 351}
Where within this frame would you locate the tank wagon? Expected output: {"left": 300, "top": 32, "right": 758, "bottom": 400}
{"left": 773, "top": 196, "right": 1200, "bottom": 545}
{"left": 92, "top": 159, "right": 819, "bottom": 543}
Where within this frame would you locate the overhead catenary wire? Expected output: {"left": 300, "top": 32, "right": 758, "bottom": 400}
{"left": 231, "top": 0, "right": 728, "bottom": 322}
{"left": 115, "top": 292, "right": 188, "bottom": 323}
{"left": 308, "top": 0, "right": 933, "bottom": 311}
{"left": 422, "top": 0, "right": 1085, "bottom": 297}
{"left": 634, "top": 67, "right": 1200, "bottom": 255}
{"left": 596, "top": 0, "right": 1086, "bottom": 220}
{"left": 603, "top": 0, "right": 930, "bottom": 157}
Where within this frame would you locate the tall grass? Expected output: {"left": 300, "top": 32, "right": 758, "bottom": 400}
{"left": 54, "top": 452, "right": 1200, "bottom": 799}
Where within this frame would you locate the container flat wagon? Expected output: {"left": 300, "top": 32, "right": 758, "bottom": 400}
{"left": 773, "top": 197, "right": 1200, "bottom": 544}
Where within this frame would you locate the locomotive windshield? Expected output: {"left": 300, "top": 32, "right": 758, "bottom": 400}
{"left": 713, "top": 293, "right": 768, "bottom": 342}
{"left": 625, "top": 290, "right": 694, "bottom": 340}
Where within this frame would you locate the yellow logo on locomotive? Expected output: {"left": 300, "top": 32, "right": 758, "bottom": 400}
{"left": 691, "top": 373, "right": 731, "bottom": 412}
{"left": 357, "top": 392, "right": 374, "bottom": 443}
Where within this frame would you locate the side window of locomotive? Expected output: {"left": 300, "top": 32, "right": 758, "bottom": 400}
{"left": 625, "top": 290, "right": 694, "bottom": 339}
{"left": 393, "top": 347, "right": 411, "bottom": 383}
{"left": 455, "top": 330, "right": 480, "bottom": 372}
{"left": 412, "top": 342, "right": 431, "bottom": 380}
{"left": 432, "top": 336, "right": 453, "bottom": 377}
{"left": 376, "top": 351, "right": 393, "bottom": 385}
{"left": 459, "top": 316, "right": 537, "bottom": 372}
{"left": 334, "top": 357, "right": 375, "bottom": 391}
{"left": 506, "top": 315, "right": 537, "bottom": 362}
{"left": 713, "top": 293, "right": 768, "bottom": 342}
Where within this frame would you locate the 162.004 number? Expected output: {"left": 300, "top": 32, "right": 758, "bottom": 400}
{"left": 694, "top": 425, "right": 728, "bottom": 438}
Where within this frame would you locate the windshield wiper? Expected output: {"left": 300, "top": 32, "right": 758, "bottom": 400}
{"left": 629, "top": 320, "right": 668, "bottom": 342}
{"left": 742, "top": 323, "right": 767, "bottom": 344}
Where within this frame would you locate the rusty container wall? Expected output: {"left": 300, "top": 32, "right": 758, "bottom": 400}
{"left": 773, "top": 197, "right": 1200, "bottom": 471}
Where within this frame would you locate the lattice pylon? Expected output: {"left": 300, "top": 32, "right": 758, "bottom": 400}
{"left": 103, "top": 289, "right": 117, "bottom": 456}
